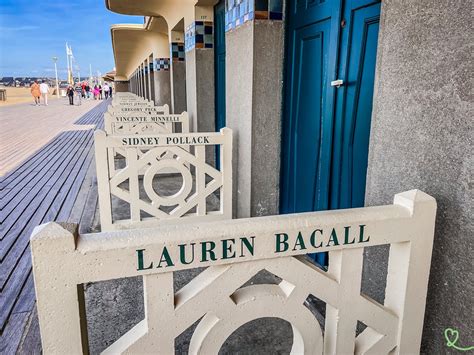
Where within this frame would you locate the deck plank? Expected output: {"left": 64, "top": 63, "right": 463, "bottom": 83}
{"left": 0, "top": 100, "right": 108, "bottom": 352}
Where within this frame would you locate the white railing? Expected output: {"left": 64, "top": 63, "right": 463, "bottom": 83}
{"left": 31, "top": 190, "right": 436, "bottom": 354}
{"left": 94, "top": 128, "right": 232, "bottom": 231}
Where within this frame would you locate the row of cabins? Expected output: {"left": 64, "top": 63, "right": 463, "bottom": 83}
{"left": 29, "top": 0, "right": 471, "bottom": 353}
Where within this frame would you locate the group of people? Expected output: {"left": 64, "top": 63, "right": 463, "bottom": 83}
{"left": 30, "top": 80, "right": 113, "bottom": 106}
{"left": 30, "top": 80, "right": 51, "bottom": 106}
{"left": 66, "top": 81, "right": 112, "bottom": 106}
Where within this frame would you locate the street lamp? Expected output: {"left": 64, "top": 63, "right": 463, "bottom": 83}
{"left": 52, "top": 57, "right": 60, "bottom": 98}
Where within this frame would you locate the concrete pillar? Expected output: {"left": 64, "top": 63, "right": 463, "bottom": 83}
{"left": 144, "top": 59, "right": 149, "bottom": 100}
{"left": 225, "top": 3, "right": 284, "bottom": 218}
{"left": 170, "top": 31, "right": 187, "bottom": 114}
{"left": 144, "top": 61, "right": 150, "bottom": 100}
{"left": 137, "top": 67, "right": 141, "bottom": 97}
{"left": 184, "top": 7, "right": 215, "bottom": 133}
{"left": 133, "top": 72, "right": 137, "bottom": 94}
{"left": 363, "top": 1, "right": 472, "bottom": 352}
{"left": 153, "top": 57, "right": 172, "bottom": 107}
{"left": 148, "top": 55, "right": 155, "bottom": 102}
{"left": 146, "top": 58, "right": 152, "bottom": 101}
{"left": 139, "top": 64, "right": 144, "bottom": 98}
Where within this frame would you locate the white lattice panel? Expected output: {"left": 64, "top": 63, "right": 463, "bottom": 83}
{"left": 94, "top": 128, "right": 232, "bottom": 231}
{"left": 31, "top": 190, "right": 437, "bottom": 355}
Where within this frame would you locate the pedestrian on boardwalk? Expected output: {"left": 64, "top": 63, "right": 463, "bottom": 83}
{"left": 85, "top": 83, "right": 90, "bottom": 99}
{"left": 30, "top": 80, "right": 41, "bottom": 106}
{"left": 93, "top": 85, "right": 100, "bottom": 100}
{"left": 99, "top": 85, "right": 103, "bottom": 99}
{"left": 39, "top": 80, "right": 50, "bottom": 106}
{"left": 81, "top": 81, "right": 86, "bottom": 98}
{"left": 75, "top": 84, "right": 82, "bottom": 105}
{"left": 66, "top": 85, "right": 74, "bottom": 105}
{"left": 108, "top": 84, "right": 113, "bottom": 99}
{"left": 103, "top": 82, "right": 110, "bottom": 99}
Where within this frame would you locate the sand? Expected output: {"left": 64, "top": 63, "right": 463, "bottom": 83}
{"left": 0, "top": 86, "right": 60, "bottom": 106}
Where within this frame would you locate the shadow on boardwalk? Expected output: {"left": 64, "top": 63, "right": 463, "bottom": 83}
{"left": 0, "top": 100, "right": 109, "bottom": 354}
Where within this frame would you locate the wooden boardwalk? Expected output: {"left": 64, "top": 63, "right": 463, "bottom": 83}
{"left": 0, "top": 98, "right": 101, "bottom": 176}
{"left": 0, "top": 100, "right": 108, "bottom": 354}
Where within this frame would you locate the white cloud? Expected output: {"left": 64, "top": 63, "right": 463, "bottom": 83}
{"left": 0, "top": 25, "right": 40, "bottom": 32}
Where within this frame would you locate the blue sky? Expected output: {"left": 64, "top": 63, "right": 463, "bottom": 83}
{"left": 0, "top": 0, "right": 143, "bottom": 78}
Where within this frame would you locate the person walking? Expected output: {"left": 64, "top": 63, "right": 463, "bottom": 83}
{"left": 103, "top": 82, "right": 110, "bottom": 99}
{"left": 85, "top": 83, "right": 90, "bottom": 99}
{"left": 30, "top": 80, "right": 41, "bottom": 105}
{"left": 75, "top": 84, "right": 82, "bottom": 105}
{"left": 81, "top": 81, "right": 86, "bottom": 98}
{"left": 99, "top": 85, "right": 103, "bottom": 100}
{"left": 66, "top": 85, "right": 74, "bottom": 105}
{"left": 108, "top": 84, "right": 113, "bottom": 99}
{"left": 39, "top": 80, "right": 50, "bottom": 106}
{"left": 93, "top": 85, "right": 100, "bottom": 100}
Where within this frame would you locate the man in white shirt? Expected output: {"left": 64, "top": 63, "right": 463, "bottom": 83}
{"left": 39, "top": 80, "right": 50, "bottom": 106}
{"left": 103, "top": 83, "right": 110, "bottom": 99}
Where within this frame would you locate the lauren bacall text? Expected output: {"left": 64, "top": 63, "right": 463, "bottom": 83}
{"left": 136, "top": 224, "right": 370, "bottom": 271}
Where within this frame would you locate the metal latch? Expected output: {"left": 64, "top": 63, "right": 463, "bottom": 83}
{"left": 331, "top": 79, "right": 344, "bottom": 88}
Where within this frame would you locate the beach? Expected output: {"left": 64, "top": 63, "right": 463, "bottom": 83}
{"left": 0, "top": 86, "right": 60, "bottom": 106}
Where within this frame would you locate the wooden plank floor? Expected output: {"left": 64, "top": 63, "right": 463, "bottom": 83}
{"left": 0, "top": 100, "right": 108, "bottom": 354}
{"left": 0, "top": 98, "right": 102, "bottom": 176}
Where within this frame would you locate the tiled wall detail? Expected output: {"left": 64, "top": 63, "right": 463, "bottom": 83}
{"left": 185, "top": 21, "right": 214, "bottom": 52}
{"left": 225, "top": 0, "right": 283, "bottom": 32}
{"left": 155, "top": 58, "right": 170, "bottom": 71}
{"left": 171, "top": 42, "right": 185, "bottom": 62}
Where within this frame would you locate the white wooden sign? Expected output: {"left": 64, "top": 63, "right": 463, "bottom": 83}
{"left": 31, "top": 190, "right": 436, "bottom": 354}
{"left": 108, "top": 104, "right": 170, "bottom": 115}
{"left": 94, "top": 128, "right": 233, "bottom": 231}
{"left": 103, "top": 111, "right": 190, "bottom": 136}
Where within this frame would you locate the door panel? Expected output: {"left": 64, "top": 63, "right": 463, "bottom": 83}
{"left": 214, "top": 0, "right": 226, "bottom": 131}
{"left": 281, "top": 0, "right": 341, "bottom": 215}
{"left": 214, "top": 0, "right": 226, "bottom": 168}
{"left": 290, "top": 22, "right": 330, "bottom": 212}
{"left": 331, "top": 1, "right": 380, "bottom": 209}
{"left": 282, "top": 0, "right": 380, "bottom": 213}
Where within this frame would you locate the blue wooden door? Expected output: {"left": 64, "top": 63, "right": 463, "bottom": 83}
{"left": 214, "top": 0, "right": 226, "bottom": 168}
{"left": 214, "top": 0, "right": 226, "bottom": 132}
{"left": 330, "top": 1, "right": 381, "bottom": 209}
{"left": 281, "top": 0, "right": 381, "bottom": 263}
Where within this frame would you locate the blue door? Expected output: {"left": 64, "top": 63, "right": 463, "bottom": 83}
{"left": 214, "top": 0, "right": 226, "bottom": 168}
{"left": 214, "top": 0, "right": 226, "bottom": 131}
{"left": 281, "top": 0, "right": 381, "bottom": 264}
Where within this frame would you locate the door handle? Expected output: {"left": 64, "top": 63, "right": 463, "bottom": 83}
{"left": 331, "top": 79, "right": 344, "bottom": 88}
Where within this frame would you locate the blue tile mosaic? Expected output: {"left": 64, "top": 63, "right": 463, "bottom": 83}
{"left": 171, "top": 42, "right": 185, "bottom": 62}
{"left": 225, "top": 0, "right": 282, "bottom": 32}
{"left": 185, "top": 21, "right": 214, "bottom": 51}
{"left": 154, "top": 58, "right": 170, "bottom": 71}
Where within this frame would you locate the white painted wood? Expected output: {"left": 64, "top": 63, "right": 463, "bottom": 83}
{"left": 31, "top": 190, "right": 437, "bottom": 355}
{"left": 94, "top": 128, "right": 233, "bottom": 231}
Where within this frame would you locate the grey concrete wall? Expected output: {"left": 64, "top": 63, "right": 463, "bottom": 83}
{"left": 250, "top": 21, "right": 284, "bottom": 217}
{"left": 364, "top": 0, "right": 473, "bottom": 352}
{"left": 153, "top": 71, "right": 172, "bottom": 107}
{"left": 226, "top": 21, "right": 284, "bottom": 218}
{"left": 114, "top": 82, "right": 129, "bottom": 93}
{"left": 171, "top": 62, "right": 187, "bottom": 114}
{"left": 149, "top": 71, "right": 155, "bottom": 102}
{"left": 226, "top": 22, "right": 254, "bottom": 218}
{"left": 185, "top": 49, "right": 215, "bottom": 133}
{"left": 185, "top": 50, "right": 197, "bottom": 131}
